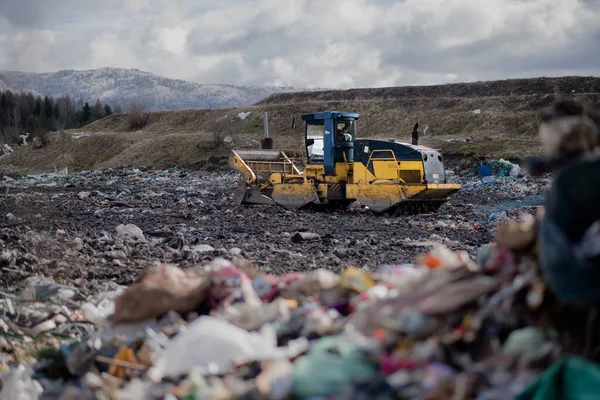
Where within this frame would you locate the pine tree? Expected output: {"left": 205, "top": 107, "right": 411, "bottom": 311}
{"left": 104, "top": 104, "right": 113, "bottom": 116}
{"left": 92, "top": 98, "right": 105, "bottom": 121}
{"left": 26, "top": 115, "right": 36, "bottom": 134}
{"left": 43, "top": 96, "right": 55, "bottom": 131}
{"left": 0, "top": 92, "right": 8, "bottom": 129}
{"left": 81, "top": 102, "right": 92, "bottom": 125}
{"left": 34, "top": 97, "right": 42, "bottom": 116}
{"left": 43, "top": 96, "right": 53, "bottom": 119}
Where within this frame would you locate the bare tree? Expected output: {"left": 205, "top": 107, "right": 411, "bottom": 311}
{"left": 211, "top": 115, "right": 232, "bottom": 146}
{"left": 127, "top": 99, "right": 150, "bottom": 131}
{"left": 1, "top": 126, "right": 19, "bottom": 145}
{"left": 1, "top": 101, "right": 20, "bottom": 145}
{"left": 56, "top": 96, "right": 72, "bottom": 133}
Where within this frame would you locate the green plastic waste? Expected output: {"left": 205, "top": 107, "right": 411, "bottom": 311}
{"left": 502, "top": 327, "right": 546, "bottom": 360}
{"left": 517, "top": 356, "right": 600, "bottom": 400}
{"left": 292, "top": 336, "right": 377, "bottom": 399}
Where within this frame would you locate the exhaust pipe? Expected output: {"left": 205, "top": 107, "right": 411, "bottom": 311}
{"left": 261, "top": 111, "right": 273, "bottom": 149}
{"left": 264, "top": 112, "right": 269, "bottom": 139}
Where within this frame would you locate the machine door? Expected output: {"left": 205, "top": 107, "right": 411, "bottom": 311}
{"left": 368, "top": 150, "right": 398, "bottom": 180}
{"left": 305, "top": 120, "right": 325, "bottom": 164}
{"left": 422, "top": 152, "right": 446, "bottom": 183}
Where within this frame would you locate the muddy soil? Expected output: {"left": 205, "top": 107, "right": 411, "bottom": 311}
{"left": 0, "top": 167, "right": 549, "bottom": 290}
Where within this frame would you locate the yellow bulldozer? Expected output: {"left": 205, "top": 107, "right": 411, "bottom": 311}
{"left": 229, "top": 111, "right": 460, "bottom": 214}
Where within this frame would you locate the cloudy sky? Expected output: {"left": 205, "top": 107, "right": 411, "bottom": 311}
{"left": 0, "top": 0, "right": 599, "bottom": 88}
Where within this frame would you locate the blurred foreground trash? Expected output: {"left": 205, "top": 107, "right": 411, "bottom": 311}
{"left": 516, "top": 356, "right": 600, "bottom": 400}
{"left": 112, "top": 263, "right": 211, "bottom": 324}
{"left": 293, "top": 336, "right": 377, "bottom": 398}
{"left": 150, "top": 316, "right": 290, "bottom": 379}
{"left": 2, "top": 232, "right": 598, "bottom": 399}
{"left": 0, "top": 365, "right": 43, "bottom": 400}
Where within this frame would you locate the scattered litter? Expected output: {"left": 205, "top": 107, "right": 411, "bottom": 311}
{"left": 238, "top": 111, "right": 251, "bottom": 120}
{"left": 445, "top": 137, "right": 474, "bottom": 143}
{"left": 19, "top": 132, "right": 29, "bottom": 146}
{"left": 0, "top": 140, "right": 592, "bottom": 399}
{"left": 489, "top": 211, "right": 507, "bottom": 221}
{"left": 115, "top": 224, "right": 145, "bottom": 242}
{"left": 1, "top": 144, "right": 13, "bottom": 157}
{"left": 32, "top": 137, "right": 44, "bottom": 149}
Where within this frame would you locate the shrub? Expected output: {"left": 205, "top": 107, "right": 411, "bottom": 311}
{"left": 211, "top": 115, "right": 232, "bottom": 146}
{"left": 127, "top": 100, "right": 150, "bottom": 131}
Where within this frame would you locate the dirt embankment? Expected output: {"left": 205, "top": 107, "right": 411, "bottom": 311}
{"left": 1, "top": 76, "right": 599, "bottom": 174}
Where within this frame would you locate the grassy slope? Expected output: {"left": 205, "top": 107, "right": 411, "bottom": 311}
{"left": 1, "top": 76, "right": 599, "bottom": 173}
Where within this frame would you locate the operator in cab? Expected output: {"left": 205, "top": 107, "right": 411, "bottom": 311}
{"left": 336, "top": 123, "right": 352, "bottom": 142}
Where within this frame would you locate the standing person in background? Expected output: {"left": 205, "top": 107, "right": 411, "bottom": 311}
{"left": 412, "top": 123, "right": 419, "bottom": 145}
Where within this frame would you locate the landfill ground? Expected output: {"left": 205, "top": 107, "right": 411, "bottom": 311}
{"left": 3, "top": 160, "right": 595, "bottom": 400}
{"left": 0, "top": 162, "right": 548, "bottom": 290}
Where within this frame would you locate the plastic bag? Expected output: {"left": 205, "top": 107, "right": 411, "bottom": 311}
{"left": 150, "top": 316, "right": 280, "bottom": 379}
{"left": 0, "top": 365, "right": 43, "bottom": 400}
{"left": 292, "top": 336, "right": 377, "bottom": 398}
{"left": 81, "top": 298, "right": 115, "bottom": 324}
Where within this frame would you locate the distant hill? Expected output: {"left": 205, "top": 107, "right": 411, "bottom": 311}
{"left": 0, "top": 68, "right": 303, "bottom": 110}
{"left": 258, "top": 76, "right": 600, "bottom": 104}
{"left": 2, "top": 75, "right": 600, "bottom": 174}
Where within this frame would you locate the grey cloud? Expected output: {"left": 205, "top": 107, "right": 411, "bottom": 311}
{"left": 0, "top": 0, "right": 599, "bottom": 88}
{"left": 0, "top": 0, "right": 60, "bottom": 27}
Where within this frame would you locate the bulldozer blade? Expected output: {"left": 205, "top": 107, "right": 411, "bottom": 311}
{"left": 234, "top": 178, "right": 276, "bottom": 206}
{"left": 233, "top": 178, "right": 247, "bottom": 206}
{"left": 408, "top": 183, "right": 461, "bottom": 200}
{"left": 356, "top": 185, "right": 408, "bottom": 213}
{"left": 355, "top": 183, "right": 460, "bottom": 213}
{"left": 271, "top": 183, "right": 319, "bottom": 210}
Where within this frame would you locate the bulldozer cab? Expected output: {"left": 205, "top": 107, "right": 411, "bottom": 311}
{"left": 301, "top": 111, "right": 359, "bottom": 175}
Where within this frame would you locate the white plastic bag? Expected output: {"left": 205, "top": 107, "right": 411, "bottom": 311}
{"left": 150, "top": 316, "right": 279, "bottom": 379}
{"left": 0, "top": 365, "right": 43, "bottom": 400}
{"left": 510, "top": 164, "right": 521, "bottom": 178}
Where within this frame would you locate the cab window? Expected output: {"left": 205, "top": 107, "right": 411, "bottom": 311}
{"left": 335, "top": 119, "right": 356, "bottom": 142}
{"left": 306, "top": 120, "right": 324, "bottom": 163}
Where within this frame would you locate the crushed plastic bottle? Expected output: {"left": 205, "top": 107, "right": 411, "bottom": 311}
{"left": 80, "top": 298, "right": 115, "bottom": 324}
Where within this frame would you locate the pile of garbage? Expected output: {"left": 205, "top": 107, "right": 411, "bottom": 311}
{"left": 3, "top": 97, "right": 600, "bottom": 399}
{"left": 1, "top": 209, "right": 599, "bottom": 399}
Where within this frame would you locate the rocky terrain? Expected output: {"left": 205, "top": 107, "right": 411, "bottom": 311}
{"left": 0, "top": 164, "right": 548, "bottom": 290}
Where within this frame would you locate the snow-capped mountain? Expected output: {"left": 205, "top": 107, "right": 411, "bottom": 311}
{"left": 0, "top": 68, "right": 300, "bottom": 110}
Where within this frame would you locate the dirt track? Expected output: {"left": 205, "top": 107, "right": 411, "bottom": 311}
{"left": 0, "top": 167, "right": 549, "bottom": 290}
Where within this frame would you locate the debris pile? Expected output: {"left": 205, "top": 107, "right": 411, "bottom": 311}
{"left": 0, "top": 216, "right": 598, "bottom": 399}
